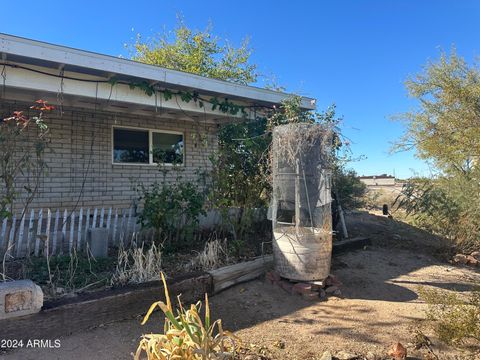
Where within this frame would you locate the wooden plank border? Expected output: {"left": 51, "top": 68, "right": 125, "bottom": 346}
{"left": 0, "top": 272, "right": 212, "bottom": 342}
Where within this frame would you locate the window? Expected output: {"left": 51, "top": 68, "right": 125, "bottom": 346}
{"left": 113, "top": 127, "right": 184, "bottom": 165}
{"left": 152, "top": 132, "right": 184, "bottom": 164}
{"left": 113, "top": 128, "right": 149, "bottom": 164}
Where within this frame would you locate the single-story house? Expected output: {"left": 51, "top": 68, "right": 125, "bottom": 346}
{"left": 358, "top": 174, "right": 396, "bottom": 187}
{"left": 0, "top": 33, "right": 315, "bottom": 213}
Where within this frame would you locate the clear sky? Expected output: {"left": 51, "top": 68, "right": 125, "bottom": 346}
{"left": 2, "top": 1, "right": 479, "bottom": 178}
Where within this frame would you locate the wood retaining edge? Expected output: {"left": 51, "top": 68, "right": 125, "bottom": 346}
{"left": 0, "top": 272, "right": 212, "bottom": 341}
{"left": 0, "top": 257, "right": 275, "bottom": 341}
{"left": 0, "top": 244, "right": 362, "bottom": 342}
{"left": 208, "top": 255, "right": 274, "bottom": 294}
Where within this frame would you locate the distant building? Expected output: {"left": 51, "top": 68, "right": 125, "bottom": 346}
{"left": 358, "top": 174, "right": 396, "bottom": 187}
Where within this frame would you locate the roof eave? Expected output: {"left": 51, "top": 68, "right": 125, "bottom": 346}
{"left": 0, "top": 33, "right": 316, "bottom": 110}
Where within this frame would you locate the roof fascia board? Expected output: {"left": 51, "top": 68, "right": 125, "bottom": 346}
{"left": 3, "top": 65, "right": 256, "bottom": 119}
{"left": 0, "top": 34, "right": 316, "bottom": 110}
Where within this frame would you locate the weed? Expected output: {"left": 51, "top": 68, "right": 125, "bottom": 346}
{"left": 189, "top": 237, "right": 228, "bottom": 271}
{"left": 25, "top": 253, "right": 114, "bottom": 295}
{"left": 111, "top": 242, "right": 163, "bottom": 285}
{"left": 419, "top": 286, "right": 480, "bottom": 346}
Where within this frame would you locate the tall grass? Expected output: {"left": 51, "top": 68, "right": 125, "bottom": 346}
{"left": 111, "top": 242, "right": 163, "bottom": 285}
{"left": 189, "top": 238, "right": 228, "bottom": 271}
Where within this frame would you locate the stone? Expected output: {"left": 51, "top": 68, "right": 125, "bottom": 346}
{"left": 335, "top": 350, "right": 357, "bottom": 359}
{"left": 0, "top": 280, "right": 43, "bottom": 320}
{"left": 293, "top": 283, "right": 312, "bottom": 294}
{"left": 387, "top": 342, "right": 407, "bottom": 360}
{"left": 265, "top": 271, "right": 281, "bottom": 284}
{"left": 471, "top": 251, "right": 480, "bottom": 260}
{"left": 87, "top": 227, "right": 109, "bottom": 258}
{"left": 453, "top": 254, "right": 468, "bottom": 265}
{"left": 466, "top": 255, "right": 479, "bottom": 266}
{"left": 319, "top": 351, "right": 333, "bottom": 360}
{"left": 302, "top": 292, "right": 319, "bottom": 301}
{"left": 365, "top": 351, "right": 376, "bottom": 360}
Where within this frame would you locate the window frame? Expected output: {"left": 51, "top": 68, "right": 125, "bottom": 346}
{"left": 111, "top": 125, "right": 185, "bottom": 166}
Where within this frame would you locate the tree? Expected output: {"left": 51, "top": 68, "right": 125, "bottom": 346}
{"left": 130, "top": 19, "right": 257, "bottom": 85}
{"left": 395, "top": 50, "right": 480, "bottom": 251}
{"left": 130, "top": 20, "right": 359, "bottom": 245}
{"left": 396, "top": 50, "right": 480, "bottom": 175}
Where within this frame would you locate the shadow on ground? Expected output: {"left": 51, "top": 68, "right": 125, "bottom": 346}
{"left": 4, "top": 211, "right": 479, "bottom": 360}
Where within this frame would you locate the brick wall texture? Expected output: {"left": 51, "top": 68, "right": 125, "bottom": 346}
{"left": 1, "top": 102, "right": 218, "bottom": 212}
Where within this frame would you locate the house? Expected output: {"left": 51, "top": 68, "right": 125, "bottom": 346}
{"left": 0, "top": 34, "right": 315, "bottom": 212}
{"left": 358, "top": 174, "right": 396, "bottom": 187}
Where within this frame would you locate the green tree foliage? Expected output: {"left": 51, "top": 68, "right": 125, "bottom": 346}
{"left": 209, "top": 98, "right": 359, "bottom": 214}
{"left": 396, "top": 50, "right": 480, "bottom": 251}
{"left": 396, "top": 50, "right": 480, "bottom": 174}
{"left": 130, "top": 19, "right": 257, "bottom": 85}
{"left": 131, "top": 21, "right": 364, "bottom": 244}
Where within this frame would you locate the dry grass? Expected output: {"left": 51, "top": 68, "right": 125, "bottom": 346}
{"left": 111, "top": 242, "right": 163, "bottom": 285}
{"left": 189, "top": 237, "right": 228, "bottom": 271}
{"left": 362, "top": 187, "right": 401, "bottom": 210}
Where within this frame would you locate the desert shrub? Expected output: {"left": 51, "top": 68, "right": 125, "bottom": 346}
{"left": 395, "top": 175, "right": 480, "bottom": 252}
{"left": 135, "top": 273, "right": 237, "bottom": 360}
{"left": 111, "top": 242, "right": 163, "bottom": 285}
{"left": 419, "top": 286, "right": 480, "bottom": 345}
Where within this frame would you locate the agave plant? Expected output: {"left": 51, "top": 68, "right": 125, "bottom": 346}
{"left": 135, "top": 273, "right": 237, "bottom": 360}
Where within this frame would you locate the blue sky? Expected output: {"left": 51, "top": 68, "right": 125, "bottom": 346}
{"left": 2, "top": 0, "right": 479, "bottom": 178}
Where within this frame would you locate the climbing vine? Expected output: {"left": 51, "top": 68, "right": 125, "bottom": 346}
{"left": 108, "top": 76, "right": 248, "bottom": 116}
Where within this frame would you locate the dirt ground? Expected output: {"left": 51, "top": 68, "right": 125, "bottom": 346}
{"left": 3, "top": 211, "right": 480, "bottom": 360}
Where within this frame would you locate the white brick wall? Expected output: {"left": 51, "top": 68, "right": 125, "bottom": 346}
{"left": 1, "top": 102, "right": 218, "bottom": 211}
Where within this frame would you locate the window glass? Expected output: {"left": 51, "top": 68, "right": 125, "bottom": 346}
{"left": 152, "top": 132, "right": 184, "bottom": 164}
{"left": 113, "top": 128, "right": 149, "bottom": 164}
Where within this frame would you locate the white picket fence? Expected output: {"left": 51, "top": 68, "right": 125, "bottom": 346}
{"left": 0, "top": 207, "right": 138, "bottom": 259}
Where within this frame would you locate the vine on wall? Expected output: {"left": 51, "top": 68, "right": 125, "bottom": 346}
{"left": 108, "top": 76, "right": 249, "bottom": 116}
